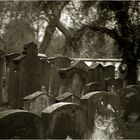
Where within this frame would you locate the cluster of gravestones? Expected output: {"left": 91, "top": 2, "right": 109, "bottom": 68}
{"left": 0, "top": 42, "right": 140, "bottom": 139}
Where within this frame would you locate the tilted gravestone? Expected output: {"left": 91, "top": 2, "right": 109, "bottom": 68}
{"left": 0, "top": 109, "right": 43, "bottom": 139}
{"left": 87, "top": 63, "right": 105, "bottom": 89}
{"left": 23, "top": 91, "right": 54, "bottom": 116}
{"left": 104, "top": 65, "right": 115, "bottom": 79}
{"left": 105, "top": 77, "right": 123, "bottom": 92}
{"left": 80, "top": 91, "right": 120, "bottom": 138}
{"left": 0, "top": 50, "right": 5, "bottom": 105}
{"left": 59, "top": 60, "right": 89, "bottom": 97}
{"left": 48, "top": 57, "right": 71, "bottom": 97}
{"left": 42, "top": 102, "right": 86, "bottom": 139}
{"left": 10, "top": 42, "right": 43, "bottom": 108}
{"left": 84, "top": 82, "right": 104, "bottom": 94}
{"left": 55, "top": 92, "right": 80, "bottom": 104}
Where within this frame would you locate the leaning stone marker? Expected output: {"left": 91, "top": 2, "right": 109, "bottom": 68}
{"left": 42, "top": 102, "right": 86, "bottom": 139}
{"left": 0, "top": 109, "right": 43, "bottom": 139}
{"left": 48, "top": 57, "right": 71, "bottom": 97}
{"left": 12, "top": 42, "right": 43, "bottom": 108}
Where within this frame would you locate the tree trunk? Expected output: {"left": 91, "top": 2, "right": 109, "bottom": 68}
{"left": 39, "top": 22, "right": 56, "bottom": 54}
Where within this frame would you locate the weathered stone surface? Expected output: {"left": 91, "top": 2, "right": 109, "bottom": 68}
{"left": 105, "top": 77, "right": 123, "bottom": 92}
{"left": 126, "top": 85, "right": 140, "bottom": 95}
{"left": 59, "top": 60, "right": 89, "bottom": 97}
{"left": 104, "top": 65, "right": 115, "bottom": 79}
{"left": 48, "top": 57, "right": 71, "bottom": 97}
{"left": 40, "top": 58, "right": 50, "bottom": 93}
{"left": 84, "top": 82, "right": 104, "bottom": 94}
{"left": 5, "top": 53, "right": 21, "bottom": 106}
{"left": 0, "top": 50, "right": 5, "bottom": 106}
{"left": 80, "top": 91, "right": 120, "bottom": 138}
{"left": 55, "top": 92, "right": 80, "bottom": 104}
{"left": 87, "top": 63, "right": 105, "bottom": 88}
{"left": 0, "top": 109, "right": 43, "bottom": 139}
{"left": 23, "top": 91, "right": 53, "bottom": 116}
{"left": 11, "top": 42, "right": 43, "bottom": 108}
{"left": 42, "top": 102, "right": 86, "bottom": 139}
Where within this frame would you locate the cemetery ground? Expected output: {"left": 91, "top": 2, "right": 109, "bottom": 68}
{"left": 1, "top": 42, "right": 140, "bottom": 139}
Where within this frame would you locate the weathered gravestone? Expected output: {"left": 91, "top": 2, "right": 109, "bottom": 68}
{"left": 23, "top": 91, "right": 54, "bottom": 116}
{"left": 10, "top": 42, "right": 43, "bottom": 108}
{"left": 55, "top": 92, "right": 80, "bottom": 104}
{"left": 0, "top": 50, "right": 5, "bottom": 105}
{"left": 59, "top": 60, "right": 89, "bottom": 97}
{"left": 40, "top": 58, "right": 50, "bottom": 93}
{"left": 104, "top": 65, "right": 115, "bottom": 79}
{"left": 42, "top": 102, "right": 86, "bottom": 139}
{"left": 117, "top": 87, "right": 140, "bottom": 139}
{"left": 48, "top": 57, "right": 71, "bottom": 97}
{"left": 5, "top": 53, "right": 21, "bottom": 105}
{"left": 87, "top": 63, "right": 105, "bottom": 89}
{"left": 84, "top": 82, "right": 104, "bottom": 94}
{"left": 0, "top": 109, "right": 43, "bottom": 139}
{"left": 117, "top": 87, "right": 140, "bottom": 121}
{"left": 105, "top": 77, "right": 123, "bottom": 92}
{"left": 80, "top": 91, "right": 120, "bottom": 138}
{"left": 126, "top": 85, "right": 140, "bottom": 96}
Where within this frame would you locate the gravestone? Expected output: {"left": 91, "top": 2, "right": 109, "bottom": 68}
{"left": 48, "top": 57, "right": 71, "bottom": 97}
{"left": 80, "top": 91, "right": 119, "bottom": 138}
{"left": 10, "top": 42, "right": 43, "bottom": 108}
{"left": 55, "top": 92, "right": 80, "bottom": 104}
{"left": 42, "top": 102, "right": 86, "bottom": 139}
{"left": 59, "top": 60, "right": 89, "bottom": 97}
{"left": 104, "top": 65, "right": 115, "bottom": 79}
{"left": 87, "top": 63, "right": 105, "bottom": 88}
{"left": 105, "top": 77, "right": 123, "bottom": 92}
{"left": 0, "top": 50, "right": 5, "bottom": 105}
{"left": 84, "top": 82, "right": 104, "bottom": 94}
{"left": 5, "top": 53, "right": 20, "bottom": 105}
{"left": 0, "top": 109, "right": 43, "bottom": 139}
{"left": 126, "top": 85, "right": 140, "bottom": 96}
{"left": 40, "top": 58, "right": 50, "bottom": 93}
{"left": 23, "top": 91, "right": 54, "bottom": 116}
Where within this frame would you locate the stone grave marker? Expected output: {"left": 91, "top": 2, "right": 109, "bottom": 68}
{"left": 84, "top": 82, "right": 104, "bottom": 94}
{"left": 0, "top": 109, "right": 43, "bottom": 139}
{"left": 23, "top": 91, "right": 54, "bottom": 116}
{"left": 48, "top": 57, "right": 71, "bottom": 97}
{"left": 40, "top": 58, "right": 50, "bottom": 93}
{"left": 0, "top": 49, "right": 5, "bottom": 105}
{"left": 105, "top": 77, "right": 123, "bottom": 92}
{"left": 59, "top": 60, "right": 89, "bottom": 97}
{"left": 104, "top": 65, "right": 115, "bottom": 79}
{"left": 5, "top": 53, "right": 20, "bottom": 105}
{"left": 87, "top": 63, "right": 105, "bottom": 88}
{"left": 42, "top": 102, "right": 86, "bottom": 139}
{"left": 80, "top": 91, "right": 120, "bottom": 138}
{"left": 55, "top": 92, "right": 80, "bottom": 104}
{"left": 11, "top": 42, "right": 43, "bottom": 108}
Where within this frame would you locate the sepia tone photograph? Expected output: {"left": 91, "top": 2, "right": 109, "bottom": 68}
{"left": 0, "top": 0, "right": 140, "bottom": 139}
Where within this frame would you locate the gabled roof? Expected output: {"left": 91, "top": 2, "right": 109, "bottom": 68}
{"left": 23, "top": 91, "right": 45, "bottom": 101}
{"left": 55, "top": 92, "right": 79, "bottom": 101}
{"left": 89, "top": 62, "right": 104, "bottom": 70}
